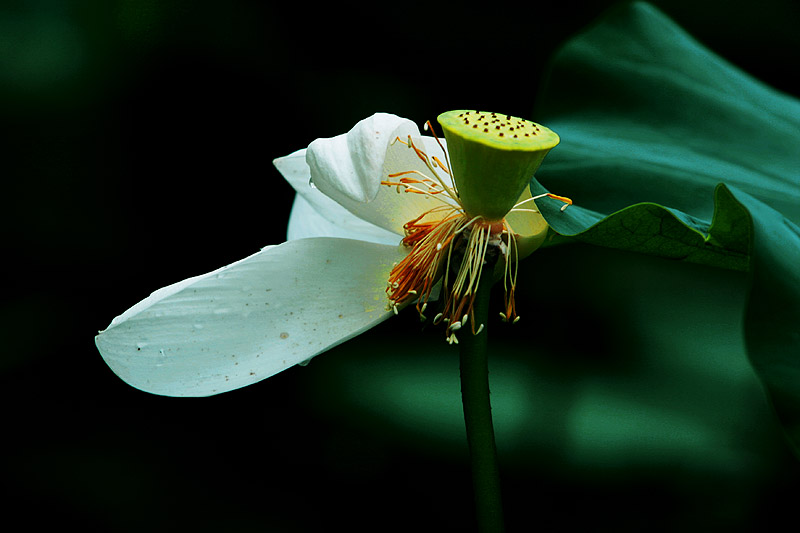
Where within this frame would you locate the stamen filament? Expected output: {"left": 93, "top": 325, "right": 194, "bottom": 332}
{"left": 425, "top": 119, "right": 457, "bottom": 195}
{"left": 391, "top": 133, "right": 458, "bottom": 201}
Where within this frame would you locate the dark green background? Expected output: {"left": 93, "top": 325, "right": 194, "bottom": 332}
{"left": 3, "top": 1, "right": 799, "bottom": 531}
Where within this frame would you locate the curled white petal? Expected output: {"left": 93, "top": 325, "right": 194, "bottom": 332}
{"left": 305, "top": 113, "right": 457, "bottom": 235}
{"left": 95, "top": 238, "right": 407, "bottom": 397}
{"left": 306, "top": 112, "right": 419, "bottom": 204}
{"left": 274, "top": 148, "right": 401, "bottom": 244}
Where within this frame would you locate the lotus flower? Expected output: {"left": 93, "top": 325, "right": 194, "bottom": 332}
{"left": 95, "top": 111, "right": 568, "bottom": 396}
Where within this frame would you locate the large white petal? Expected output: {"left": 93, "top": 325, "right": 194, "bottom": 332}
{"left": 307, "top": 113, "right": 458, "bottom": 235}
{"left": 274, "top": 148, "right": 400, "bottom": 244}
{"left": 95, "top": 238, "right": 407, "bottom": 397}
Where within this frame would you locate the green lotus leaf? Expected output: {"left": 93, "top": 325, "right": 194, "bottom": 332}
{"left": 532, "top": 2, "right": 800, "bottom": 453}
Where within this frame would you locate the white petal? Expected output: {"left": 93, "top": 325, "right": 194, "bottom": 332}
{"left": 274, "top": 148, "right": 400, "bottom": 244}
{"left": 306, "top": 113, "right": 420, "bottom": 204}
{"left": 96, "top": 238, "right": 407, "bottom": 397}
{"left": 336, "top": 134, "right": 458, "bottom": 234}
{"left": 287, "top": 192, "right": 400, "bottom": 245}
{"left": 307, "top": 113, "right": 458, "bottom": 235}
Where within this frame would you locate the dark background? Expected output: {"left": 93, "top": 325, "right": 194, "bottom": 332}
{"left": 3, "top": 1, "right": 799, "bottom": 531}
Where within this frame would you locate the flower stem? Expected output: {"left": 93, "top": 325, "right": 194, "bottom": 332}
{"left": 459, "top": 274, "right": 505, "bottom": 533}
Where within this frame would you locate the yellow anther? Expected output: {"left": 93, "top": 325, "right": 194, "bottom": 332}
{"left": 432, "top": 156, "right": 450, "bottom": 174}
{"left": 547, "top": 193, "right": 572, "bottom": 206}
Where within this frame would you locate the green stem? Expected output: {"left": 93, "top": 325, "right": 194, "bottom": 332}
{"left": 459, "top": 274, "right": 505, "bottom": 533}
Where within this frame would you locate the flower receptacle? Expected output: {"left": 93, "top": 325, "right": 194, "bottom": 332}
{"left": 437, "top": 110, "right": 560, "bottom": 221}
